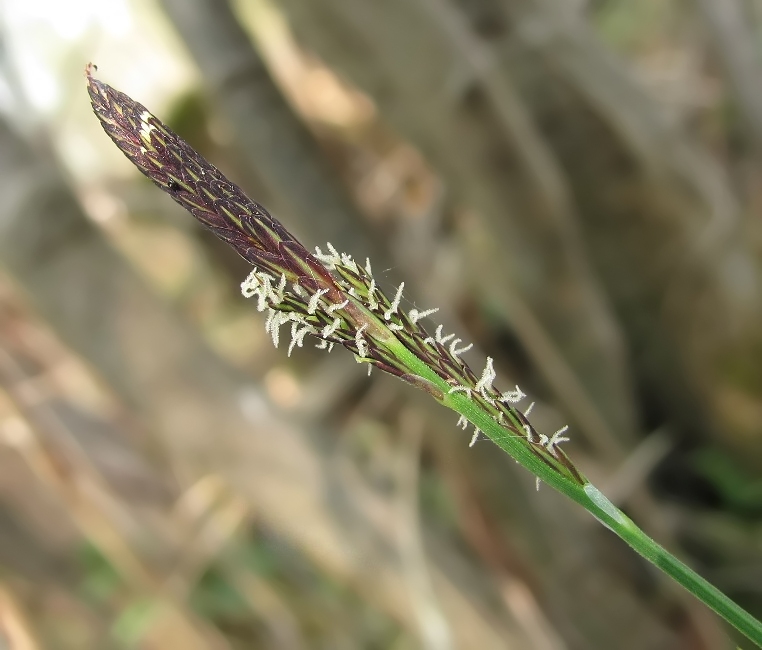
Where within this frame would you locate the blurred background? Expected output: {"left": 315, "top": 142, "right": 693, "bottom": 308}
{"left": 0, "top": 0, "right": 761, "bottom": 648}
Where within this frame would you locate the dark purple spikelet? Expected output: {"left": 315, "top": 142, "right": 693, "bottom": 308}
{"left": 85, "top": 63, "right": 339, "bottom": 299}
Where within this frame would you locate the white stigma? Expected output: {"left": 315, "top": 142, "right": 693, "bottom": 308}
{"left": 288, "top": 323, "right": 314, "bottom": 357}
{"left": 367, "top": 278, "right": 378, "bottom": 310}
{"left": 384, "top": 282, "right": 405, "bottom": 321}
{"left": 257, "top": 275, "right": 273, "bottom": 310}
{"left": 264, "top": 308, "right": 276, "bottom": 333}
{"left": 274, "top": 274, "right": 287, "bottom": 303}
{"left": 314, "top": 242, "right": 341, "bottom": 267}
{"left": 326, "top": 300, "right": 349, "bottom": 314}
{"left": 409, "top": 307, "right": 439, "bottom": 324}
{"left": 450, "top": 339, "right": 473, "bottom": 358}
{"left": 474, "top": 357, "right": 496, "bottom": 398}
{"left": 340, "top": 252, "right": 359, "bottom": 273}
{"left": 307, "top": 288, "right": 329, "bottom": 315}
{"left": 241, "top": 270, "right": 260, "bottom": 298}
{"left": 434, "top": 324, "right": 454, "bottom": 345}
{"left": 469, "top": 427, "right": 481, "bottom": 447}
{"left": 267, "top": 311, "right": 291, "bottom": 348}
{"left": 500, "top": 385, "right": 526, "bottom": 404}
{"left": 546, "top": 426, "right": 570, "bottom": 450}
{"left": 321, "top": 318, "right": 342, "bottom": 338}
{"left": 355, "top": 323, "right": 369, "bottom": 358}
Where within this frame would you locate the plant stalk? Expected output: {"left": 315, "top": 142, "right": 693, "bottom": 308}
{"left": 387, "top": 339, "right": 762, "bottom": 647}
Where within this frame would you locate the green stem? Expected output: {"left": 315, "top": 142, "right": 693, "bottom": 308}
{"left": 594, "top": 499, "right": 762, "bottom": 648}
{"left": 386, "top": 340, "right": 762, "bottom": 647}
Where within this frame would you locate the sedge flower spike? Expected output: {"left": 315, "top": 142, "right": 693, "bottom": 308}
{"left": 89, "top": 71, "right": 762, "bottom": 648}
{"left": 85, "top": 64, "right": 582, "bottom": 486}
{"left": 83, "top": 66, "right": 762, "bottom": 648}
